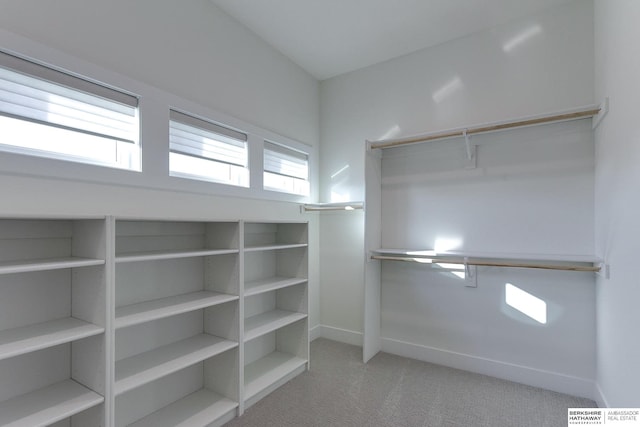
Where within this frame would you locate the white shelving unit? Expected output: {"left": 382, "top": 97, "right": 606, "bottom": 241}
{"left": 0, "top": 218, "right": 310, "bottom": 426}
{"left": 243, "top": 222, "right": 309, "bottom": 409}
{"left": 114, "top": 220, "right": 241, "bottom": 427}
{"left": 0, "top": 217, "right": 109, "bottom": 426}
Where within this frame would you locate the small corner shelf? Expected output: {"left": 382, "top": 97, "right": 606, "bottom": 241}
{"left": 244, "top": 310, "right": 307, "bottom": 342}
{"left": 127, "top": 389, "right": 238, "bottom": 427}
{"left": 115, "top": 291, "right": 239, "bottom": 330}
{"left": 114, "top": 334, "right": 238, "bottom": 396}
{"left": 0, "top": 379, "right": 104, "bottom": 427}
{"left": 0, "top": 257, "right": 105, "bottom": 275}
{"left": 0, "top": 318, "right": 104, "bottom": 361}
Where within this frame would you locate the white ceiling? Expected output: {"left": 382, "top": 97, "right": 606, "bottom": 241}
{"left": 211, "top": 0, "right": 573, "bottom": 80}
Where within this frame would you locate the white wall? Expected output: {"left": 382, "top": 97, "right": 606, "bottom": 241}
{"left": 0, "top": 0, "right": 321, "bottom": 328}
{"left": 320, "top": 0, "right": 597, "bottom": 397}
{"left": 594, "top": 0, "right": 640, "bottom": 407}
{"left": 319, "top": 0, "right": 594, "bottom": 341}
{"left": 378, "top": 119, "right": 596, "bottom": 397}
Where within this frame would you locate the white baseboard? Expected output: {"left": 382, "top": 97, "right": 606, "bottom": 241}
{"left": 381, "top": 337, "right": 596, "bottom": 400}
{"left": 594, "top": 382, "right": 610, "bottom": 408}
{"left": 309, "top": 324, "right": 322, "bottom": 341}
{"left": 316, "top": 325, "right": 362, "bottom": 346}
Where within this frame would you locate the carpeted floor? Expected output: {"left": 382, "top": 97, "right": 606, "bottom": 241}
{"left": 226, "top": 338, "right": 595, "bottom": 427}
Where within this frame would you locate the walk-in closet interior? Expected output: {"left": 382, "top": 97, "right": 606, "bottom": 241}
{"left": 0, "top": 0, "right": 638, "bottom": 425}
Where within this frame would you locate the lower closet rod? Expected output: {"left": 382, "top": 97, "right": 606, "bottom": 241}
{"left": 370, "top": 255, "right": 601, "bottom": 272}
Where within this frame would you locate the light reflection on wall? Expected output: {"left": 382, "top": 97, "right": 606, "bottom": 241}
{"left": 433, "top": 237, "right": 463, "bottom": 253}
{"left": 377, "top": 124, "right": 401, "bottom": 141}
{"left": 330, "top": 163, "right": 350, "bottom": 202}
{"left": 432, "top": 76, "right": 463, "bottom": 103}
{"left": 505, "top": 283, "right": 547, "bottom": 324}
{"left": 502, "top": 24, "right": 543, "bottom": 53}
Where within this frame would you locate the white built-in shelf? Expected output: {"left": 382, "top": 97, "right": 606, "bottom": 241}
{"left": 115, "top": 334, "right": 238, "bottom": 396}
{"left": 244, "top": 243, "right": 308, "bottom": 253}
{"left": 115, "top": 291, "right": 239, "bottom": 330}
{"left": 244, "top": 277, "right": 307, "bottom": 297}
{"left": 244, "top": 310, "right": 307, "bottom": 342}
{"left": 0, "top": 257, "right": 105, "bottom": 275}
{"left": 128, "top": 389, "right": 238, "bottom": 427}
{"left": 115, "top": 248, "right": 239, "bottom": 264}
{"left": 244, "top": 352, "right": 307, "bottom": 401}
{"left": 372, "top": 248, "right": 602, "bottom": 264}
{"left": 0, "top": 379, "right": 104, "bottom": 427}
{"left": 0, "top": 318, "right": 104, "bottom": 362}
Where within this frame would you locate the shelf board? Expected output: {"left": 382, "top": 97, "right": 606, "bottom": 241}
{"left": 0, "top": 257, "right": 105, "bottom": 275}
{"left": 115, "top": 248, "right": 239, "bottom": 263}
{"left": 372, "top": 248, "right": 602, "bottom": 264}
{"left": 115, "top": 334, "right": 238, "bottom": 396}
{"left": 115, "top": 291, "right": 239, "bottom": 329}
{"left": 128, "top": 389, "right": 238, "bottom": 427}
{"left": 244, "top": 243, "right": 307, "bottom": 253}
{"left": 244, "top": 310, "right": 307, "bottom": 342}
{"left": 0, "top": 317, "right": 104, "bottom": 362}
{"left": 244, "top": 277, "right": 307, "bottom": 297}
{"left": 0, "top": 379, "right": 104, "bottom": 427}
{"left": 244, "top": 352, "right": 307, "bottom": 401}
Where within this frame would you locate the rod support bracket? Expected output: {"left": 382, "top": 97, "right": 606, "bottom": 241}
{"left": 596, "top": 262, "right": 610, "bottom": 279}
{"left": 592, "top": 97, "right": 609, "bottom": 130}
{"left": 464, "top": 257, "right": 478, "bottom": 287}
{"left": 463, "top": 129, "right": 477, "bottom": 169}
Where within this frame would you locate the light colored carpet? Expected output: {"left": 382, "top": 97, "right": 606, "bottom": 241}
{"left": 226, "top": 338, "right": 595, "bottom": 427}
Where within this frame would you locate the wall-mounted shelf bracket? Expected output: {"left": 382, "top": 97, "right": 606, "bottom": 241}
{"left": 463, "top": 129, "right": 477, "bottom": 169}
{"left": 365, "top": 140, "right": 373, "bottom": 151}
{"left": 592, "top": 97, "right": 609, "bottom": 130}
{"left": 464, "top": 257, "right": 477, "bottom": 287}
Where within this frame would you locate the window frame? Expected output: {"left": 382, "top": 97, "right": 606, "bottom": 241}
{"left": 0, "top": 50, "right": 141, "bottom": 171}
{"left": 263, "top": 140, "right": 310, "bottom": 196}
{"left": 169, "top": 109, "right": 249, "bottom": 187}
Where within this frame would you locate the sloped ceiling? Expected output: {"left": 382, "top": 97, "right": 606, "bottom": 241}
{"left": 211, "top": 0, "right": 574, "bottom": 80}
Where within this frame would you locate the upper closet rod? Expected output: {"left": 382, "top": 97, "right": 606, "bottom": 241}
{"left": 367, "top": 105, "right": 602, "bottom": 150}
{"left": 370, "top": 255, "right": 601, "bottom": 273}
{"left": 371, "top": 255, "right": 601, "bottom": 273}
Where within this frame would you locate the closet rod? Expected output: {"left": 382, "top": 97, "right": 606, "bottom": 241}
{"left": 368, "top": 106, "right": 601, "bottom": 150}
{"left": 370, "top": 255, "right": 601, "bottom": 272}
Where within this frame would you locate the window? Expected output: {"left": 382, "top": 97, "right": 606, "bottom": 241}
{"left": 0, "top": 51, "right": 139, "bottom": 170}
{"left": 263, "top": 141, "right": 309, "bottom": 196}
{"left": 169, "top": 110, "right": 249, "bottom": 187}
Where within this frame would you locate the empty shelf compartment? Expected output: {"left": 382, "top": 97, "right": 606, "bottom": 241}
{"left": 0, "top": 318, "right": 104, "bottom": 362}
{"left": 0, "top": 379, "right": 103, "bottom": 427}
{"left": 0, "top": 257, "right": 105, "bottom": 275}
{"left": 128, "top": 389, "right": 237, "bottom": 427}
{"left": 244, "top": 352, "right": 307, "bottom": 402}
{"left": 115, "top": 334, "right": 237, "bottom": 396}
{"left": 244, "top": 310, "right": 307, "bottom": 342}
{"left": 244, "top": 277, "right": 307, "bottom": 297}
{"left": 115, "top": 291, "right": 238, "bottom": 329}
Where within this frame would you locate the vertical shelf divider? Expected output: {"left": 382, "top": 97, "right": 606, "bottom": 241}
{"left": 238, "top": 220, "right": 246, "bottom": 416}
